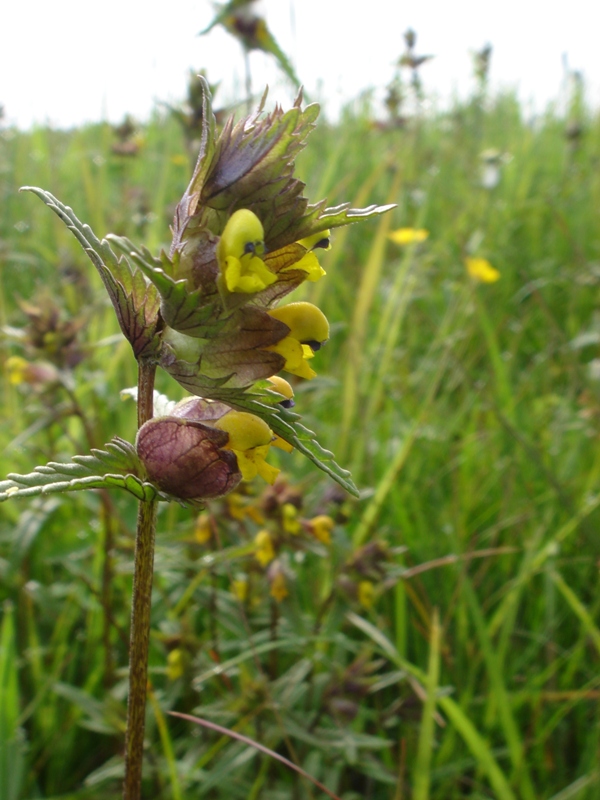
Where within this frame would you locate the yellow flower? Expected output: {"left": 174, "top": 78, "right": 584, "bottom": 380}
{"left": 194, "top": 512, "right": 212, "bottom": 544}
{"left": 269, "top": 570, "right": 289, "bottom": 603}
{"left": 298, "top": 230, "right": 331, "bottom": 251}
{"left": 166, "top": 649, "right": 185, "bottom": 681}
{"left": 217, "top": 209, "right": 276, "bottom": 294}
{"left": 170, "top": 154, "right": 188, "bottom": 166}
{"left": 267, "top": 375, "right": 295, "bottom": 407}
{"left": 358, "top": 580, "right": 376, "bottom": 610}
{"left": 215, "top": 410, "right": 280, "bottom": 484}
{"left": 308, "top": 514, "right": 334, "bottom": 545}
{"left": 268, "top": 336, "right": 317, "bottom": 380}
{"left": 282, "top": 502, "right": 301, "bottom": 535}
{"left": 266, "top": 377, "right": 297, "bottom": 447}
{"left": 254, "top": 530, "right": 275, "bottom": 566}
{"left": 231, "top": 576, "right": 249, "bottom": 601}
{"left": 5, "top": 356, "right": 59, "bottom": 387}
{"left": 465, "top": 257, "right": 500, "bottom": 283}
{"left": 226, "top": 492, "right": 247, "bottom": 521}
{"left": 277, "top": 230, "right": 331, "bottom": 283}
{"left": 388, "top": 228, "right": 429, "bottom": 245}
{"left": 5, "top": 356, "right": 30, "bottom": 385}
{"left": 266, "top": 302, "right": 329, "bottom": 380}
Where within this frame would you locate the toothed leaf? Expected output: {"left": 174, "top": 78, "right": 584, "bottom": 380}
{"left": 0, "top": 438, "right": 157, "bottom": 502}
{"left": 21, "top": 188, "right": 161, "bottom": 358}
{"left": 195, "top": 389, "right": 359, "bottom": 497}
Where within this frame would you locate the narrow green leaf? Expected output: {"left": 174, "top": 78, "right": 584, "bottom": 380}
{"left": 463, "top": 577, "right": 535, "bottom": 799}
{"left": 347, "top": 612, "right": 517, "bottom": 800}
{"left": 412, "top": 609, "right": 441, "bottom": 800}
{"left": 0, "top": 603, "right": 26, "bottom": 800}
{"left": 550, "top": 570, "right": 600, "bottom": 656}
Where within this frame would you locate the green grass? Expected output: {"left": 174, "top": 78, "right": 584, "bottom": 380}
{"left": 2, "top": 84, "right": 600, "bottom": 799}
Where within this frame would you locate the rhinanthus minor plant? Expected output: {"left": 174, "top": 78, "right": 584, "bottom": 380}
{"left": 0, "top": 81, "right": 392, "bottom": 798}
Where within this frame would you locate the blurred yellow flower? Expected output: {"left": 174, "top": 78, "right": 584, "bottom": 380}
{"left": 226, "top": 492, "right": 264, "bottom": 524}
{"left": 194, "top": 512, "right": 212, "bottom": 544}
{"left": 254, "top": 530, "right": 275, "bottom": 566}
{"left": 465, "top": 257, "right": 500, "bottom": 283}
{"left": 388, "top": 228, "right": 429, "bottom": 245}
{"left": 231, "top": 576, "right": 249, "bottom": 602}
{"left": 269, "top": 570, "right": 289, "bottom": 603}
{"left": 166, "top": 649, "right": 185, "bottom": 681}
{"left": 170, "top": 154, "right": 188, "bottom": 166}
{"left": 308, "top": 515, "right": 334, "bottom": 545}
{"left": 282, "top": 503, "right": 301, "bottom": 534}
{"left": 5, "top": 356, "right": 59, "bottom": 387}
{"left": 358, "top": 580, "right": 376, "bottom": 610}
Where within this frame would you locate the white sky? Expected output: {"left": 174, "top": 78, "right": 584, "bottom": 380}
{"left": 2, "top": 0, "right": 599, "bottom": 129}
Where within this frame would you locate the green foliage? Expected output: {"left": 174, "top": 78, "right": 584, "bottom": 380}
{"left": 2, "top": 81, "right": 600, "bottom": 798}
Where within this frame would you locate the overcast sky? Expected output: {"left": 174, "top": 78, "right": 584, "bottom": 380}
{"left": 2, "top": 0, "right": 598, "bottom": 128}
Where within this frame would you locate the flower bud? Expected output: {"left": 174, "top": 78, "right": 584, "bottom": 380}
{"left": 266, "top": 375, "right": 295, "bottom": 408}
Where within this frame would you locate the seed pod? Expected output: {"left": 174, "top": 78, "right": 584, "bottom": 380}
{"left": 137, "top": 417, "right": 241, "bottom": 500}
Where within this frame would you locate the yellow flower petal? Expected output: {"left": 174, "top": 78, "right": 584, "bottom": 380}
{"left": 284, "top": 251, "right": 326, "bottom": 282}
{"left": 272, "top": 435, "right": 294, "bottom": 453}
{"left": 215, "top": 412, "right": 279, "bottom": 484}
{"left": 266, "top": 336, "right": 317, "bottom": 380}
{"left": 388, "top": 228, "right": 429, "bottom": 245}
{"left": 465, "top": 257, "right": 500, "bottom": 283}
{"left": 254, "top": 449, "right": 281, "bottom": 485}
{"left": 218, "top": 209, "right": 276, "bottom": 294}
{"left": 216, "top": 411, "right": 273, "bottom": 451}
{"left": 268, "top": 302, "right": 329, "bottom": 346}
{"left": 223, "top": 254, "right": 276, "bottom": 293}
{"left": 231, "top": 449, "right": 258, "bottom": 481}
{"left": 267, "top": 375, "right": 294, "bottom": 402}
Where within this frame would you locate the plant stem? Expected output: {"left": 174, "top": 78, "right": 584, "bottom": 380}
{"left": 123, "top": 359, "right": 157, "bottom": 800}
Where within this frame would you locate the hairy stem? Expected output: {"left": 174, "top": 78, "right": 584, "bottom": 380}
{"left": 123, "top": 359, "right": 157, "bottom": 800}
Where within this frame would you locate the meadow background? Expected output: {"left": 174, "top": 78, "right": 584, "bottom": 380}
{"left": 1, "top": 38, "right": 600, "bottom": 800}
